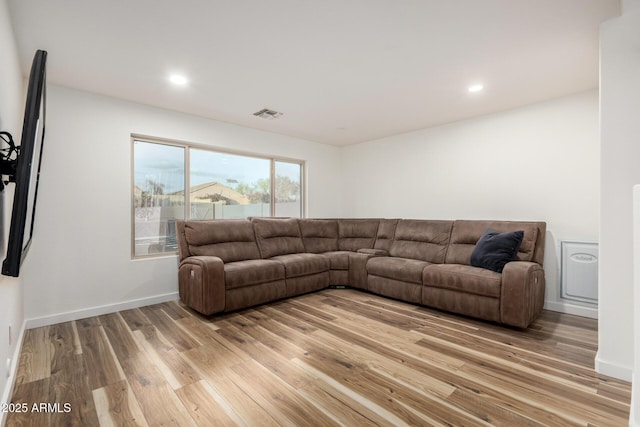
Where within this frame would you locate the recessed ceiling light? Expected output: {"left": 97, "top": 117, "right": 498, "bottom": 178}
{"left": 468, "top": 84, "right": 484, "bottom": 93}
{"left": 169, "top": 74, "right": 188, "bottom": 86}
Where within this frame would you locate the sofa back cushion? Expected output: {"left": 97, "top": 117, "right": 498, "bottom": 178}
{"left": 299, "top": 219, "right": 339, "bottom": 253}
{"left": 338, "top": 219, "right": 380, "bottom": 251}
{"left": 252, "top": 218, "right": 305, "bottom": 258}
{"left": 389, "top": 220, "right": 454, "bottom": 263}
{"left": 373, "top": 219, "right": 399, "bottom": 252}
{"left": 446, "top": 220, "right": 546, "bottom": 266}
{"left": 178, "top": 219, "right": 261, "bottom": 263}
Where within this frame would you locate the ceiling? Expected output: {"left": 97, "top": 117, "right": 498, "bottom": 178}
{"left": 8, "top": 0, "right": 620, "bottom": 146}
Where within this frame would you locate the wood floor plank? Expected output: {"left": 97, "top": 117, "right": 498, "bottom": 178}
{"left": 262, "top": 303, "right": 460, "bottom": 403}
{"left": 8, "top": 290, "right": 631, "bottom": 426}
{"left": 411, "top": 326, "right": 604, "bottom": 389}
{"left": 294, "top": 357, "right": 412, "bottom": 427}
{"left": 232, "top": 310, "right": 309, "bottom": 359}
{"left": 120, "top": 351, "right": 197, "bottom": 426}
{"left": 98, "top": 312, "right": 142, "bottom": 362}
{"left": 175, "top": 381, "right": 240, "bottom": 427}
{"left": 269, "top": 302, "right": 465, "bottom": 377}
{"left": 299, "top": 380, "right": 398, "bottom": 427}
{"left": 297, "top": 354, "right": 438, "bottom": 426}
{"left": 75, "top": 318, "right": 124, "bottom": 390}
{"left": 247, "top": 307, "right": 320, "bottom": 358}
{"left": 297, "top": 336, "right": 490, "bottom": 426}
{"left": 174, "top": 316, "right": 221, "bottom": 343}
{"left": 273, "top": 296, "right": 626, "bottom": 425}
{"left": 14, "top": 326, "right": 51, "bottom": 385}
{"left": 92, "top": 380, "right": 148, "bottom": 427}
{"left": 598, "top": 379, "right": 634, "bottom": 401}
{"left": 303, "top": 322, "right": 555, "bottom": 426}
{"left": 132, "top": 328, "right": 201, "bottom": 389}
{"left": 310, "top": 327, "right": 458, "bottom": 399}
{"left": 181, "top": 339, "right": 247, "bottom": 373}
{"left": 319, "top": 294, "right": 427, "bottom": 330}
{"left": 188, "top": 365, "right": 283, "bottom": 427}
{"left": 159, "top": 301, "right": 192, "bottom": 320}
{"left": 139, "top": 306, "right": 201, "bottom": 351}
{"left": 457, "top": 360, "right": 630, "bottom": 426}
{"left": 215, "top": 319, "right": 313, "bottom": 390}
{"left": 48, "top": 322, "right": 101, "bottom": 426}
{"left": 119, "top": 307, "right": 152, "bottom": 331}
{"left": 228, "top": 359, "right": 341, "bottom": 427}
{"left": 7, "top": 378, "right": 52, "bottom": 427}
{"left": 71, "top": 320, "right": 83, "bottom": 355}
{"left": 295, "top": 299, "right": 467, "bottom": 371}
{"left": 416, "top": 329, "right": 631, "bottom": 417}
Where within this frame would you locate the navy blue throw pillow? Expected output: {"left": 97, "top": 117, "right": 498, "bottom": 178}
{"left": 470, "top": 229, "right": 524, "bottom": 273}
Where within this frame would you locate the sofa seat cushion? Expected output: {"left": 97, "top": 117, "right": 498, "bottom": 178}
{"left": 224, "top": 259, "right": 285, "bottom": 290}
{"left": 367, "top": 257, "right": 430, "bottom": 284}
{"left": 321, "top": 251, "right": 351, "bottom": 270}
{"left": 422, "top": 264, "right": 502, "bottom": 298}
{"left": 270, "top": 253, "right": 330, "bottom": 278}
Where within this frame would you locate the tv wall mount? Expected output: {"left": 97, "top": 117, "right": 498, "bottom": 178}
{"left": 0, "top": 131, "right": 19, "bottom": 191}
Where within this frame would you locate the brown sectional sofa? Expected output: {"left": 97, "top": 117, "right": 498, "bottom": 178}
{"left": 176, "top": 217, "right": 546, "bottom": 328}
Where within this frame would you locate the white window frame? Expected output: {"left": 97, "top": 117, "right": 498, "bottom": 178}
{"left": 131, "top": 134, "right": 306, "bottom": 259}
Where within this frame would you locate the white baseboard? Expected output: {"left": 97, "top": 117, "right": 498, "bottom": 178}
{"left": 24, "top": 292, "right": 179, "bottom": 329}
{"left": 595, "top": 350, "right": 633, "bottom": 382}
{"left": 544, "top": 300, "right": 598, "bottom": 319}
{"left": 1, "top": 320, "right": 26, "bottom": 427}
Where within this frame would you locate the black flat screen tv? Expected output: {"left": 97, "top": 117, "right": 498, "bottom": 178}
{"left": 2, "top": 49, "right": 47, "bottom": 277}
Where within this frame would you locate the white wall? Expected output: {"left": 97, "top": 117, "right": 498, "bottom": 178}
{"left": 341, "top": 90, "right": 600, "bottom": 317}
{"left": 22, "top": 85, "right": 344, "bottom": 325}
{"left": 622, "top": 0, "right": 640, "bottom": 13}
{"left": 599, "top": 5, "right": 640, "bottom": 424}
{"left": 633, "top": 185, "right": 640, "bottom": 426}
{"left": 0, "top": 0, "right": 25, "bottom": 418}
{"left": 599, "top": 6, "right": 640, "bottom": 383}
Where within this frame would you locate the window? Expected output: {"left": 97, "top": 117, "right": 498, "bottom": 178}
{"left": 132, "top": 137, "right": 305, "bottom": 257}
{"left": 190, "top": 149, "right": 271, "bottom": 220}
{"left": 133, "top": 141, "right": 185, "bottom": 257}
{"left": 275, "top": 160, "right": 302, "bottom": 218}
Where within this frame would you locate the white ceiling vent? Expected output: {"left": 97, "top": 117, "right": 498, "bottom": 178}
{"left": 253, "top": 108, "right": 283, "bottom": 120}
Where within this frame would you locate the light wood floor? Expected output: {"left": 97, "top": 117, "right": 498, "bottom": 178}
{"left": 7, "top": 289, "right": 631, "bottom": 426}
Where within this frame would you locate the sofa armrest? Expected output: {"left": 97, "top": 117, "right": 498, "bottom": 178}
{"left": 357, "top": 248, "right": 389, "bottom": 256}
{"left": 500, "top": 261, "right": 546, "bottom": 328}
{"left": 178, "top": 256, "right": 225, "bottom": 315}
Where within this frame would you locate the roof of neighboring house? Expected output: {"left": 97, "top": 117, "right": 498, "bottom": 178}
{"left": 170, "top": 182, "right": 250, "bottom": 205}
